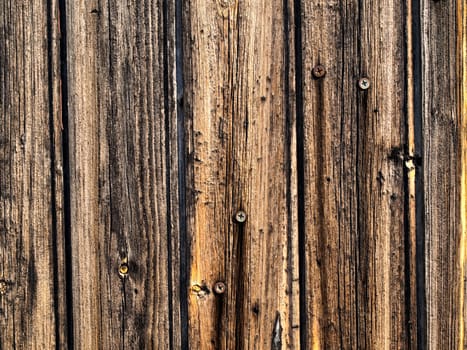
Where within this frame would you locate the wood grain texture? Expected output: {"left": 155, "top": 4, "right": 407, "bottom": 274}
{"left": 422, "top": 0, "right": 463, "bottom": 348}
{"left": 0, "top": 0, "right": 67, "bottom": 348}
{"left": 4, "top": 0, "right": 467, "bottom": 347}
{"left": 182, "top": 0, "right": 300, "bottom": 348}
{"left": 459, "top": 1, "right": 467, "bottom": 349}
{"left": 299, "top": 0, "right": 414, "bottom": 348}
{"left": 65, "top": 0, "right": 181, "bottom": 348}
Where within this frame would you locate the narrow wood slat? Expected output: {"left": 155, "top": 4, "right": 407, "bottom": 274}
{"left": 183, "top": 0, "right": 300, "bottom": 348}
{"left": 460, "top": 1, "right": 467, "bottom": 348}
{"left": 65, "top": 0, "right": 181, "bottom": 347}
{"left": 300, "top": 0, "right": 413, "bottom": 348}
{"left": 422, "top": 0, "right": 463, "bottom": 348}
{"left": 0, "top": 0, "right": 67, "bottom": 348}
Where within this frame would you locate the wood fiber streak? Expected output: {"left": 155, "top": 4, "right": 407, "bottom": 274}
{"left": 183, "top": 0, "right": 299, "bottom": 348}
{"left": 0, "top": 0, "right": 66, "bottom": 348}
{"left": 422, "top": 0, "right": 462, "bottom": 348}
{"left": 300, "top": 0, "right": 412, "bottom": 348}
{"left": 65, "top": 0, "right": 180, "bottom": 348}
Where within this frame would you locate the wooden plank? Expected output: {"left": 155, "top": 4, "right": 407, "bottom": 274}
{"left": 183, "top": 0, "right": 300, "bottom": 348}
{"left": 422, "top": 0, "right": 463, "bottom": 348}
{"left": 460, "top": 1, "right": 467, "bottom": 348}
{"left": 65, "top": 0, "right": 181, "bottom": 347}
{"left": 0, "top": 0, "right": 67, "bottom": 348}
{"left": 300, "top": 0, "right": 413, "bottom": 348}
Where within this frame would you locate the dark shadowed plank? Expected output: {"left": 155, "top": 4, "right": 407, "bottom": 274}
{"left": 422, "top": 0, "right": 464, "bottom": 348}
{"left": 65, "top": 0, "right": 181, "bottom": 347}
{"left": 183, "top": 0, "right": 300, "bottom": 348}
{"left": 0, "top": 0, "right": 67, "bottom": 348}
{"left": 299, "top": 0, "right": 414, "bottom": 348}
{"left": 460, "top": 1, "right": 467, "bottom": 348}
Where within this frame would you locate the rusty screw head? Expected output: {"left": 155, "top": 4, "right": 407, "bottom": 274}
{"left": 358, "top": 77, "right": 371, "bottom": 90}
{"left": 312, "top": 65, "right": 326, "bottom": 79}
{"left": 235, "top": 210, "right": 247, "bottom": 223}
{"left": 214, "top": 281, "right": 226, "bottom": 295}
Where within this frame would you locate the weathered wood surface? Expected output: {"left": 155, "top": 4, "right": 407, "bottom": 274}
{"left": 1, "top": 0, "right": 467, "bottom": 348}
{"left": 0, "top": 0, "right": 67, "bottom": 348}
{"left": 183, "top": 0, "right": 299, "bottom": 348}
{"left": 460, "top": 2, "right": 467, "bottom": 349}
{"left": 65, "top": 0, "right": 181, "bottom": 348}
{"left": 299, "top": 0, "right": 415, "bottom": 348}
{"left": 422, "top": 0, "right": 465, "bottom": 348}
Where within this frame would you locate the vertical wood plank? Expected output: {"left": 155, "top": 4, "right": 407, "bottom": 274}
{"left": 0, "top": 0, "right": 67, "bottom": 348}
{"left": 422, "top": 0, "right": 462, "bottom": 348}
{"left": 300, "top": 0, "right": 413, "bottom": 348}
{"left": 460, "top": 1, "right": 467, "bottom": 348}
{"left": 183, "top": 0, "right": 299, "bottom": 348}
{"left": 65, "top": 0, "right": 181, "bottom": 347}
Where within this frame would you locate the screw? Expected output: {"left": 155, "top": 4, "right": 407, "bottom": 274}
{"left": 358, "top": 77, "right": 370, "bottom": 90}
{"left": 235, "top": 210, "right": 247, "bottom": 223}
{"left": 119, "top": 258, "right": 129, "bottom": 278}
{"left": 312, "top": 65, "right": 326, "bottom": 79}
{"left": 214, "top": 281, "right": 226, "bottom": 294}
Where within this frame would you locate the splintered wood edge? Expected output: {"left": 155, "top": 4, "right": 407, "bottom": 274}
{"left": 458, "top": 0, "right": 467, "bottom": 348}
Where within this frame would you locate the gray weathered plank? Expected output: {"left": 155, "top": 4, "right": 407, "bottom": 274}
{"left": 460, "top": 2, "right": 467, "bottom": 349}
{"left": 299, "top": 0, "right": 414, "bottom": 348}
{"left": 422, "top": 0, "right": 464, "bottom": 348}
{"left": 0, "top": 0, "right": 67, "bottom": 348}
{"left": 65, "top": 0, "right": 181, "bottom": 347}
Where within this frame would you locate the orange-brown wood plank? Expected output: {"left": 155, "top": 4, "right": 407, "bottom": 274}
{"left": 183, "top": 0, "right": 300, "bottom": 348}
{"left": 0, "top": 0, "right": 67, "bottom": 347}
